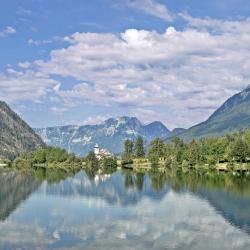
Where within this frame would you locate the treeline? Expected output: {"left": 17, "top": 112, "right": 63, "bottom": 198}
{"left": 12, "top": 147, "right": 82, "bottom": 170}
{"left": 123, "top": 130, "right": 250, "bottom": 168}
{"left": 122, "top": 136, "right": 145, "bottom": 163}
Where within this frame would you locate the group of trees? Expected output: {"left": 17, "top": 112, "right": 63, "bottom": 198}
{"left": 123, "top": 136, "right": 145, "bottom": 161}
{"left": 120, "top": 130, "right": 250, "bottom": 168}
{"left": 146, "top": 130, "right": 250, "bottom": 167}
{"left": 12, "top": 147, "right": 82, "bottom": 169}
{"left": 84, "top": 151, "right": 117, "bottom": 171}
{"left": 32, "top": 147, "right": 81, "bottom": 164}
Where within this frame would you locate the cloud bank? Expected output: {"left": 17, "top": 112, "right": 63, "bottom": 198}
{"left": 1, "top": 17, "right": 250, "bottom": 128}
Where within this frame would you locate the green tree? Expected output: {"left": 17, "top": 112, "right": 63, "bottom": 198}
{"left": 171, "top": 137, "right": 185, "bottom": 163}
{"left": 184, "top": 140, "right": 200, "bottom": 166}
{"left": 227, "top": 137, "right": 249, "bottom": 163}
{"left": 35, "top": 149, "right": 46, "bottom": 163}
{"left": 134, "top": 136, "right": 145, "bottom": 158}
{"left": 123, "top": 139, "right": 134, "bottom": 160}
{"left": 101, "top": 156, "right": 117, "bottom": 174}
{"left": 85, "top": 151, "right": 99, "bottom": 168}
{"left": 148, "top": 138, "right": 165, "bottom": 165}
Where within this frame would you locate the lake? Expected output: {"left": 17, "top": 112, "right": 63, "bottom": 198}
{"left": 0, "top": 168, "right": 250, "bottom": 250}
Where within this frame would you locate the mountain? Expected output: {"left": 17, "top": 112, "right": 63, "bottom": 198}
{"left": 35, "top": 116, "right": 170, "bottom": 156}
{"left": 170, "top": 128, "right": 187, "bottom": 137}
{"left": 172, "top": 86, "right": 250, "bottom": 140}
{"left": 0, "top": 101, "right": 45, "bottom": 159}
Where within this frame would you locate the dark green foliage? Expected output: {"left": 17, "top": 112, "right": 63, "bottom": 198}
{"left": 85, "top": 151, "right": 99, "bottom": 169}
{"left": 147, "top": 138, "right": 165, "bottom": 165}
{"left": 123, "top": 139, "right": 134, "bottom": 160}
{"left": 102, "top": 157, "right": 117, "bottom": 169}
{"left": 35, "top": 150, "right": 46, "bottom": 163}
{"left": 12, "top": 146, "right": 81, "bottom": 169}
{"left": 101, "top": 156, "right": 118, "bottom": 174}
{"left": 148, "top": 130, "right": 250, "bottom": 168}
{"left": 227, "top": 137, "right": 249, "bottom": 163}
{"left": 33, "top": 147, "right": 80, "bottom": 164}
{"left": 134, "top": 136, "right": 145, "bottom": 158}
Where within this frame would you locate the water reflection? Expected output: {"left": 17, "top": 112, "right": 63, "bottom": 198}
{"left": 0, "top": 168, "right": 250, "bottom": 250}
{"left": 0, "top": 169, "right": 41, "bottom": 221}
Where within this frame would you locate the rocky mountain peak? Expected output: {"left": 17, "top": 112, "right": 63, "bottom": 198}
{"left": 35, "top": 116, "right": 170, "bottom": 156}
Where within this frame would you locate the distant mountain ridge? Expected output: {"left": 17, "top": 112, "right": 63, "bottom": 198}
{"left": 170, "top": 86, "right": 250, "bottom": 140}
{"left": 35, "top": 116, "right": 170, "bottom": 156}
{"left": 35, "top": 87, "right": 250, "bottom": 155}
{"left": 0, "top": 101, "right": 45, "bottom": 159}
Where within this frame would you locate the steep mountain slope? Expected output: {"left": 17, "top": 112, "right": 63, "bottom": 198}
{"left": 35, "top": 117, "right": 170, "bottom": 156}
{"left": 0, "top": 101, "right": 45, "bottom": 159}
{"left": 175, "top": 86, "right": 250, "bottom": 140}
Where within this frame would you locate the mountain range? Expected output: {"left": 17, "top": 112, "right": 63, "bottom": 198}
{"left": 0, "top": 101, "right": 45, "bottom": 159}
{"left": 35, "top": 87, "right": 250, "bottom": 156}
{"left": 35, "top": 117, "right": 170, "bottom": 156}
{"left": 1, "top": 86, "right": 250, "bottom": 158}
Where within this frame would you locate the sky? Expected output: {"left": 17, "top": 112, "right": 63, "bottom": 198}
{"left": 0, "top": 0, "right": 250, "bottom": 129}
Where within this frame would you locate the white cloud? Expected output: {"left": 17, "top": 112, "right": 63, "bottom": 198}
{"left": 28, "top": 38, "right": 53, "bottom": 46}
{"left": 18, "top": 62, "right": 31, "bottom": 69}
{"left": 1, "top": 16, "right": 250, "bottom": 128}
{"left": 0, "top": 26, "right": 16, "bottom": 37}
{"left": 81, "top": 115, "right": 111, "bottom": 125}
{"left": 50, "top": 107, "right": 69, "bottom": 114}
{"left": 123, "top": 0, "right": 174, "bottom": 21}
{"left": 0, "top": 69, "right": 58, "bottom": 102}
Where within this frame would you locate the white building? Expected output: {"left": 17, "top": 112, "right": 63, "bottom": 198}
{"left": 94, "top": 144, "right": 112, "bottom": 160}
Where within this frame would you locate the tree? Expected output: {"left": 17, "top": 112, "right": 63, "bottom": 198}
{"left": 101, "top": 156, "right": 118, "bottom": 174}
{"left": 227, "top": 137, "right": 249, "bottom": 163}
{"left": 85, "top": 151, "right": 99, "bottom": 168}
{"left": 147, "top": 138, "right": 165, "bottom": 165}
{"left": 184, "top": 140, "right": 200, "bottom": 166}
{"left": 35, "top": 149, "right": 46, "bottom": 164}
{"left": 123, "top": 139, "right": 134, "bottom": 160}
{"left": 207, "top": 137, "right": 228, "bottom": 163}
{"left": 171, "top": 137, "right": 185, "bottom": 163}
{"left": 134, "top": 136, "right": 145, "bottom": 158}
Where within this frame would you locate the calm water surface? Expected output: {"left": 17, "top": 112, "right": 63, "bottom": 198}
{"left": 0, "top": 168, "right": 250, "bottom": 250}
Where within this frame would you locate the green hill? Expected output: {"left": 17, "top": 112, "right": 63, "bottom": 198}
{"left": 0, "top": 101, "right": 45, "bottom": 159}
{"left": 174, "top": 87, "right": 250, "bottom": 140}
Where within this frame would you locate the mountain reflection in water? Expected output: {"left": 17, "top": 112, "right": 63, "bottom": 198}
{"left": 0, "top": 168, "right": 250, "bottom": 250}
{"left": 0, "top": 169, "right": 41, "bottom": 221}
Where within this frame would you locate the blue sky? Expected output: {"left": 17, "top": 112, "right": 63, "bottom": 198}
{"left": 0, "top": 0, "right": 250, "bottom": 129}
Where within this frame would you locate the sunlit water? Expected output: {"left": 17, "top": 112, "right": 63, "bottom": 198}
{"left": 0, "top": 168, "right": 250, "bottom": 250}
